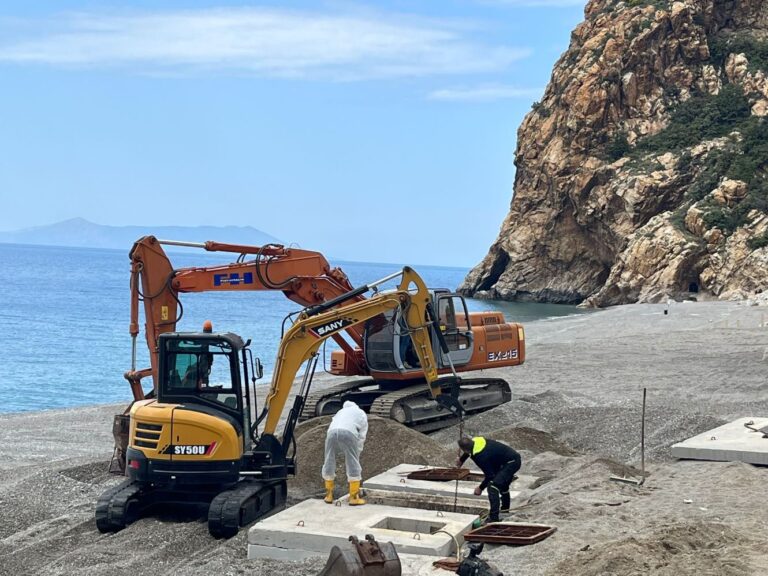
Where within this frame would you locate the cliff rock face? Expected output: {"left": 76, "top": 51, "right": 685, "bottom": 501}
{"left": 460, "top": 0, "right": 768, "bottom": 305}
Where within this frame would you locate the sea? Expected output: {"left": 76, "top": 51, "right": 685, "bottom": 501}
{"left": 0, "top": 243, "right": 586, "bottom": 414}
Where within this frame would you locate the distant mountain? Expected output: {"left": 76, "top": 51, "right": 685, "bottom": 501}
{"left": 0, "top": 218, "right": 281, "bottom": 250}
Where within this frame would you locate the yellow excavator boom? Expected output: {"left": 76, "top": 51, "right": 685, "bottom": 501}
{"left": 261, "top": 266, "right": 445, "bottom": 435}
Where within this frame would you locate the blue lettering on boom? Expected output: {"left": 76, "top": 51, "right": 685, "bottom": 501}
{"left": 213, "top": 272, "right": 254, "bottom": 287}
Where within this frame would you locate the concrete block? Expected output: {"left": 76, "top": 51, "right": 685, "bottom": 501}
{"left": 671, "top": 417, "right": 768, "bottom": 465}
{"left": 247, "top": 499, "right": 476, "bottom": 560}
{"left": 399, "top": 553, "right": 455, "bottom": 576}
{"left": 362, "top": 463, "right": 535, "bottom": 501}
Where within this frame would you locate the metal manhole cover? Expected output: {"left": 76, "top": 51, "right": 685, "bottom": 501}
{"left": 406, "top": 468, "right": 471, "bottom": 481}
{"left": 464, "top": 523, "right": 556, "bottom": 545}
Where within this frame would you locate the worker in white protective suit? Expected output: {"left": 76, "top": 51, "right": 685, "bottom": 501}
{"left": 322, "top": 400, "right": 368, "bottom": 505}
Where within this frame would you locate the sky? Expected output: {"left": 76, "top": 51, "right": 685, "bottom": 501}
{"left": 0, "top": 0, "right": 586, "bottom": 267}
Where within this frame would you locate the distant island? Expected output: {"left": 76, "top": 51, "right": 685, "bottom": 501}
{"left": 0, "top": 218, "right": 281, "bottom": 250}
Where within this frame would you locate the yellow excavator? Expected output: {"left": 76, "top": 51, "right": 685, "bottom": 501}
{"left": 95, "top": 267, "right": 463, "bottom": 538}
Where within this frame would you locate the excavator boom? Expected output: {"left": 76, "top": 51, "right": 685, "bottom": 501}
{"left": 259, "top": 266, "right": 446, "bottom": 437}
{"left": 126, "top": 235, "right": 365, "bottom": 398}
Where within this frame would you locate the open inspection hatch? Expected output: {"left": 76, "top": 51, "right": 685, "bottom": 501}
{"left": 464, "top": 523, "right": 556, "bottom": 546}
{"left": 372, "top": 517, "right": 447, "bottom": 535}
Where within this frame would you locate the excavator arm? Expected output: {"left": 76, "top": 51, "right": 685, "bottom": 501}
{"left": 256, "top": 266, "right": 453, "bottom": 441}
{"left": 126, "top": 235, "right": 366, "bottom": 399}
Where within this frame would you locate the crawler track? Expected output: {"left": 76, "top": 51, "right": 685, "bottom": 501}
{"left": 208, "top": 479, "right": 287, "bottom": 538}
{"left": 300, "top": 377, "right": 511, "bottom": 432}
{"left": 95, "top": 479, "right": 146, "bottom": 533}
{"left": 298, "top": 378, "right": 374, "bottom": 421}
{"left": 370, "top": 377, "right": 512, "bottom": 433}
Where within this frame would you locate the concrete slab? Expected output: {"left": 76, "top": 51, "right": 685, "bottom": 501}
{"left": 343, "top": 488, "right": 487, "bottom": 515}
{"left": 247, "top": 499, "right": 476, "bottom": 560}
{"left": 399, "top": 553, "right": 457, "bottom": 576}
{"left": 671, "top": 417, "right": 768, "bottom": 465}
{"left": 363, "top": 463, "right": 536, "bottom": 500}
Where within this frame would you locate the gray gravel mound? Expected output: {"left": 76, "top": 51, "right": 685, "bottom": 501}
{"left": 290, "top": 416, "right": 453, "bottom": 499}
{"left": 490, "top": 426, "right": 580, "bottom": 456}
{"left": 550, "top": 522, "right": 755, "bottom": 576}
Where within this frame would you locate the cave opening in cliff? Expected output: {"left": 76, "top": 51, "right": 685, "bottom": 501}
{"left": 688, "top": 282, "right": 699, "bottom": 294}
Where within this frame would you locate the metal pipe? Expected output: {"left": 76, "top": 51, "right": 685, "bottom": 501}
{"left": 640, "top": 387, "right": 646, "bottom": 485}
{"left": 131, "top": 334, "right": 137, "bottom": 372}
{"left": 157, "top": 239, "right": 207, "bottom": 248}
{"left": 367, "top": 269, "right": 404, "bottom": 289}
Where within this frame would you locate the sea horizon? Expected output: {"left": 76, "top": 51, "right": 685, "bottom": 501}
{"left": 0, "top": 243, "right": 586, "bottom": 414}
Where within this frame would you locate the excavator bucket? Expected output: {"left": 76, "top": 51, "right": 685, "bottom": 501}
{"left": 318, "top": 535, "right": 401, "bottom": 576}
{"left": 109, "top": 414, "right": 131, "bottom": 474}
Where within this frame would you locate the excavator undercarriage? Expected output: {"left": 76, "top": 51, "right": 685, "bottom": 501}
{"left": 299, "top": 377, "right": 511, "bottom": 432}
{"left": 95, "top": 477, "right": 287, "bottom": 538}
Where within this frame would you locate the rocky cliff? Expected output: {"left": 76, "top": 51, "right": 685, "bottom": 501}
{"left": 460, "top": 0, "right": 768, "bottom": 306}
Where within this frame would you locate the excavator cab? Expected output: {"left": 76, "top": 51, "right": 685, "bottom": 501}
{"left": 160, "top": 334, "right": 245, "bottom": 418}
{"left": 433, "top": 291, "right": 474, "bottom": 367}
{"left": 120, "top": 330, "right": 264, "bottom": 489}
{"left": 364, "top": 291, "right": 474, "bottom": 374}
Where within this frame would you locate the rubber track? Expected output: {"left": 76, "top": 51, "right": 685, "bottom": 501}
{"left": 95, "top": 479, "right": 144, "bottom": 533}
{"left": 208, "top": 480, "right": 279, "bottom": 538}
{"left": 369, "top": 377, "right": 511, "bottom": 433}
{"left": 298, "top": 378, "right": 373, "bottom": 422}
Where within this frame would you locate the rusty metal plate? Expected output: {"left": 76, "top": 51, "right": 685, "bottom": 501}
{"left": 464, "top": 523, "right": 556, "bottom": 545}
{"left": 406, "top": 468, "right": 471, "bottom": 481}
{"left": 432, "top": 559, "right": 461, "bottom": 572}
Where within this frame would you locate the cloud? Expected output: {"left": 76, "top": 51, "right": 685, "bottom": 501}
{"left": 0, "top": 8, "right": 530, "bottom": 80}
{"left": 427, "top": 84, "right": 543, "bottom": 102}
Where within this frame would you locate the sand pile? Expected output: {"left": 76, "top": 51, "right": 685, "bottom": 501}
{"left": 508, "top": 454, "right": 644, "bottom": 521}
{"left": 549, "top": 522, "right": 756, "bottom": 576}
{"left": 290, "top": 415, "right": 453, "bottom": 498}
{"left": 489, "top": 426, "right": 579, "bottom": 456}
{"left": 435, "top": 390, "right": 732, "bottom": 464}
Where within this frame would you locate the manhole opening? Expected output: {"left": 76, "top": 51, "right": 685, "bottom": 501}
{"left": 372, "top": 517, "right": 447, "bottom": 535}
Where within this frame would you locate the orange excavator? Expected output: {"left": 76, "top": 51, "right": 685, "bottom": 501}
{"left": 112, "top": 235, "right": 524, "bottom": 470}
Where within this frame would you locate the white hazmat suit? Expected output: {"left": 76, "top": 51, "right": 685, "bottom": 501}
{"left": 322, "top": 401, "right": 368, "bottom": 482}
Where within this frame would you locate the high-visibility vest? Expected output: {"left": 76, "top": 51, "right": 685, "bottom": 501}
{"left": 472, "top": 436, "right": 487, "bottom": 456}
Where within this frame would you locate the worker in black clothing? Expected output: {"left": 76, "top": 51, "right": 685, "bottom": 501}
{"left": 456, "top": 436, "right": 521, "bottom": 523}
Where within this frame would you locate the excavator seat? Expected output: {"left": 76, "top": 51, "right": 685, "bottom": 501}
{"left": 318, "top": 534, "right": 401, "bottom": 576}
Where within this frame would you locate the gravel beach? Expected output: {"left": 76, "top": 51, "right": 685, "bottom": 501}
{"left": 1, "top": 301, "right": 767, "bottom": 575}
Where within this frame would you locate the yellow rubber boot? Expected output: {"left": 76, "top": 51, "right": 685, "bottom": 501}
{"left": 324, "top": 480, "right": 334, "bottom": 504}
{"left": 348, "top": 480, "right": 366, "bottom": 506}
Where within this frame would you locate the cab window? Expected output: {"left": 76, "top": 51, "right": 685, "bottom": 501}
{"left": 164, "top": 340, "right": 239, "bottom": 410}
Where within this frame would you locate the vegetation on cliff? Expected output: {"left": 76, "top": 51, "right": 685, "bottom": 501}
{"left": 461, "top": 0, "right": 768, "bottom": 306}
